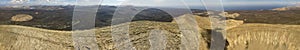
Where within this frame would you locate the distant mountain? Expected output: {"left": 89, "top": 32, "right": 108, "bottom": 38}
{"left": 0, "top": 5, "right": 198, "bottom": 30}
{"left": 0, "top": 5, "right": 72, "bottom": 10}
{"left": 190, "top": 5, "right": 286, "bottom": 10}
{"left": 272, "top": 6, "right": 300, "bottom": 11}
{"left": 272, "top": 3, "right": 300, "bottom": 11}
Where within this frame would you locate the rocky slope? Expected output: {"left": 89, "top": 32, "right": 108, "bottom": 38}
{"left": 172, "top": 13, "right": 300, "bottom": 50}
{"left": 1, "top": 10, "right": 300, "bottom": 50}
{"left": 173, "top": 13, "right": 243, "bottom": 30}
{"left": 0, "top": 21, "right": 209, "bottom": 50}
{"left": 227, "top": 23, "right": 300, "bottom": 50}
{"left": 1, "top": 20, "right": 300, "bottom": 50}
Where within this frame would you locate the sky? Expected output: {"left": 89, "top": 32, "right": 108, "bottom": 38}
{"left": 0, "top": 0, "right": 299, "bottom": 7}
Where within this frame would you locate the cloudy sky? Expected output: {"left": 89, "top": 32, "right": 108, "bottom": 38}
{"left": 0, "top": 0, "right": 299, "bottom": 6}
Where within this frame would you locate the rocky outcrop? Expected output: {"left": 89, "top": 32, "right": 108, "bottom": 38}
{"left": 11, "top": 14, "right": 33, "bottom": 22}
{"left": 193, "top": 12, "right": 240, "bottom": 19}
{"left": 172, "top": 13, "right": 243, "bottom": 30}
{"left": 221, "top": 12, "right": 240, "bottom": 19}
{"left": 172, "top": 14, "right": 212, "bottom": 30}
{"left": 225, "top": 19, "right": 244, "bottom": 30}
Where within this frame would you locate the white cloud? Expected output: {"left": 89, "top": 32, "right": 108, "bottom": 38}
{"left": 10, "top": 0, "right": 30, "bottom": 4}
{"left": 117, "top": 0, "right": 125, "bottom": 2}
{"left": 154, "top": 0, "right": 164, "bottom": 3}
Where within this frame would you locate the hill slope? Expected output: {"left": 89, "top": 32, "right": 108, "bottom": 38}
{"left": 1, "top": 21, "right": 300, "bottom": 50}
{"left": 0, "top": 21, "right": 209, "bottom": 50}
{"left": 227, "top": 23, "right": 300, "bottom": 50}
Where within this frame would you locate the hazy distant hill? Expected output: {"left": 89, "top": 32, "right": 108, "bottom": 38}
{"left": 228, "top": 10, "right": 300, "bottom": 25}
{"left": 272, "top": 3, "right": 300, "bottom": 11}
{"left": 190, "top": 5, "right": 286, "bottom": 10}
{"left": 0, "top": 5, "right": 194, "bottom": 30}
{"left": 272, "top": 6, "right": 300, "bottom": 11}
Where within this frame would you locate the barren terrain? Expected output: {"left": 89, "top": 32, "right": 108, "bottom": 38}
{"left": 0, "top": 5, "right": 300, "bottom": 50}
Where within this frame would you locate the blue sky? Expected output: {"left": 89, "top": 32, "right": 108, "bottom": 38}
{"left": 0, "top": 0, "right": 299, "bottom": 6}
